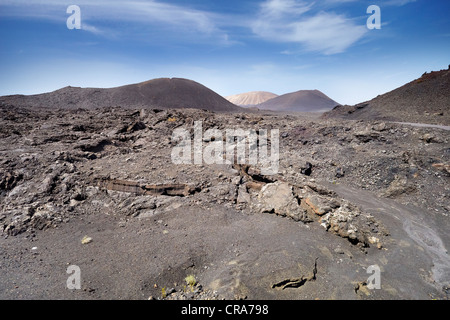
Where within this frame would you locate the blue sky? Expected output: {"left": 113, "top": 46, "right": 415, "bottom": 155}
{"left": 0, "top": 0, "right": 449, "bottom": 105}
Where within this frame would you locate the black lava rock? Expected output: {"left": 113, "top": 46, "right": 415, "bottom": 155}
{"left": 336, "top": 167, "right": 345, "bottom": 178}
{"left": 301, "top": 162, "right": 312, "bottom": 176}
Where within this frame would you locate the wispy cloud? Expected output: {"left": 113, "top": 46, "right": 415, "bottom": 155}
{"left": 106, "top": 1, "right": 218, "bottom": 35}
{"left": 324, "top": 0, "right": 359, "bottom": 3}
{"left": 251, "top": 0, "right": 367, "bottom": 54}
{"left": 0, "top": 0, "right": 227, "bottom": 41}
{"left": 81, "top": 23, "right": 106, "bottom": 36}
{"left": 324, "top": 0, "right": 417, "bottom": 5}
{"left": 259, "top": 0, "right": 314, "bottom": 18}
{"left": 383, "top": 0, "right": 417, "bottom": 6}
{"left": 0, "top": 0, "right": 371, "bottom": 54}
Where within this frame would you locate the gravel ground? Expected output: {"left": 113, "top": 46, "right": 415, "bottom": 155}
{"left": 1, "top": 106, "right": 449, "bottom": 300}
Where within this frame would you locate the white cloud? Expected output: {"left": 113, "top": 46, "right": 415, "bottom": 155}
{"left": 259, "top": 0, "right": 313, "bottom": 18}
{"left": 382, "top": 0, "right": 417, "bottom": 6}
{"left": 252, "top": 0, "right": 367, "bottom": 54}
{"left": 0, "top": 0, "right": 225, "bottom": 39}
{"left": 0, "top": 0, "right": 370, "bottom": 54}
{"left": 81, "top": 23, "right": 105, "bottom": 36}
{"left": 323, "top": 0, "right": 416, "bottom": 6}
{"left": 109, "top": 1, "right": 218, "bottom": 34}
{"left": 324, "top": 0, "right": 359, "bottom": 3}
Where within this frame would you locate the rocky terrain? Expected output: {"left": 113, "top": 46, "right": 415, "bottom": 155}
{"left": 324, "top": 66, "right": 450, "bottom": 125}
{"left": 257, "top": 89, "right": 339, "bottom": 113}
{"left": 226, "top": 91, "right": 278, "bottom": 107}
{"left": 1, "top": 104, "right": 449, "bottom": 300}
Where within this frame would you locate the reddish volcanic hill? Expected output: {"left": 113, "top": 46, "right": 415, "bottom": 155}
{"left": 256, "top": 89, "right": 339, "bottom": 112}
{"left": 323, "top": 66, "right": 450, "bottom": 125}
{"left": 0, "top": 78, "right": 242, "bottom": 113}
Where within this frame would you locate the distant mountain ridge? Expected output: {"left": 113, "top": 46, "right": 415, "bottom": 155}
{"left": 323, "top": 66, "right": 450, "bottom": 125}
{"left": 256, "top": 89, "right": 339, "bottom": 112}
{"left": 0, "top": 78, "right": 242, "bottom": 113}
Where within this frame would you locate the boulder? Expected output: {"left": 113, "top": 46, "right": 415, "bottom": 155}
{"left": 354, "top": 130, "right": 384, "bottom": 143}
{"left": 303, "top": 194, "right": 340, "bottom": 216}
{"left": 421, "top": 133, "right": 441, "bottom": 143}
{"left": 257, "top": 181, "right": 304, "bottom": 221}
{"left": 382, "top": 175, "right": 416, "bottom": 198}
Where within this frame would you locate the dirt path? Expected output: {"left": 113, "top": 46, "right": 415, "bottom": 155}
{"left": 391, "top": 122, "right": 450, "bottom": 131}
{"left": 325, "top": 181, "right": 450, "bottom": 294}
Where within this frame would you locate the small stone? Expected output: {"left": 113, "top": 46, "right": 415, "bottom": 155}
{"left": 334, "top": 247, "right": 345, "bottom": 254}
{"left": 81, "top": 236, "right": 93, "bottom": 244}
{"left": 368, "top": 236, "right": 379, "bottom": 245}
{"left": 69, "top": 199, "right": 79, "bottom": 207}
{"left": 237, "top": 185, "right": 250, "bottom": 203}
{"left": 232, "top": 176, "right": 241, "bottom": 185}
{"left": 166, "top": 287, "right": 176, "bottom": 295}
{"left": 300, "top": 162, "right": 312, "bottom": 176}
{"left": 335, "top": 167, "right": 345, "bottom": 178}
{"left": 372, "top": 122, "right": 387, "bottom": 132}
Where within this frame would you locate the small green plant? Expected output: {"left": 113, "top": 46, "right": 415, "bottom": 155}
{"left": 161, "top": 287, "right": 167, "bottom": 298}
{"left": 185, "top": 275, "right": 196, "bottom": 287}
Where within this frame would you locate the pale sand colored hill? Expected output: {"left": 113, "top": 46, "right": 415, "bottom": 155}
{"left": 226, "top": 91, "right": 278, "bottom": 106}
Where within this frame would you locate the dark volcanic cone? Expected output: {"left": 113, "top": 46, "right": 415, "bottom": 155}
{"left": 323, "top": 66, "right": 450, "bottom": 125}
{"left": 0, "top": 78, "right": 242, "bottom": 112}
{"left": 256, "top": 89, "right": 339, "bottom": 112}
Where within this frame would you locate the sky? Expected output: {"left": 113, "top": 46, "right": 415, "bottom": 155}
{"left": 0, "top": 0, "right": 449, "bottom": 105}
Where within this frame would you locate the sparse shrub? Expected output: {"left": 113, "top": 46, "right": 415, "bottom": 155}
{"left": 185, "top": 275, "right": 196, "bottom": 287}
